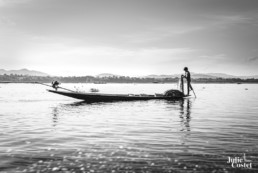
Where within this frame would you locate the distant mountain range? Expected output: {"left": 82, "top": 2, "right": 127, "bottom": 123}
{"left": 0, "top": 68, "right": 49, "bottom": 76}
{"left": 97, "top": 73, "right": 258, "bottom": 79}
{"left": 144, "top": 73, "right": 231, "bottom": 79}
{"left": 0, "top": 69, "right": 257, "bottom": 79}
{"left": 96, "top": 73, "right": 121, "bottom": 78}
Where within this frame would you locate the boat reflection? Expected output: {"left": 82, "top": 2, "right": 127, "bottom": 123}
{"left": 51, "top": 99, "right": 194, "bottom": 130}
{"left": 50, "top": 101, "right": 121, "bottom": 126}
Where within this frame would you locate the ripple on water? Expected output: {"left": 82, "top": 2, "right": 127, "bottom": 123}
{"left": 0, "top": 84, "right": 258, "bottom": 172}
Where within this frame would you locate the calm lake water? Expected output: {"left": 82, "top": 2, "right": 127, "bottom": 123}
{"left": 0, "top": 83, "right": 258, "bottom": 173}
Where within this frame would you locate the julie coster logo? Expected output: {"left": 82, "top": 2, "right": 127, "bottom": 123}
{"left": 227, "top": 153, "right": 252, "bottom": 169}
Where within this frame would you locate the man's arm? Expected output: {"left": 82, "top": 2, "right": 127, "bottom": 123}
{"left": 181, "top": 72, "right": 187, "bottom": 78}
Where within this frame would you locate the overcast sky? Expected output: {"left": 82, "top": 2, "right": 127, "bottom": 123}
{"left": 1, "top": 0, "right": 258, "bottom": 76}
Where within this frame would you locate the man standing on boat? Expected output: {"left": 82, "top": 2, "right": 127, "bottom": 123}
{"left": 182, "top": 67, "right": 192, "bottom": 96}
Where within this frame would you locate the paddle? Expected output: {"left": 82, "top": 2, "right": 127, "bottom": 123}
{"left": 35, "top": 82, "right": 75, "bottom": 92}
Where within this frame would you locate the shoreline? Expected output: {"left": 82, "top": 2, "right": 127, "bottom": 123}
{"left": 1, "top": 81, "right": 258, "bottom": 84}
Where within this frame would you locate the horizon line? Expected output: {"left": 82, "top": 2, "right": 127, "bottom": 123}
{"left": 1, "top": 68, "right": 258, "bottom": 77}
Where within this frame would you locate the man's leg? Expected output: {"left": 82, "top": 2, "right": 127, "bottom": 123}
{"left": 189, "top": 83, "right": 193, "bottom": 91}
{"left": 187, "top": 81, "right": 190, "bottom": 95}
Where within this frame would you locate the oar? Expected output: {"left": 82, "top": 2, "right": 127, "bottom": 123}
{"left": 35, "top": 82, "right": 75, "bottom": 92}
{"left": 189, "top": 83, "right": 197, "bottom": 98}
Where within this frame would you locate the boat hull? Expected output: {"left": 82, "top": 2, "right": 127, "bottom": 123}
{"left": 47, "top": 90, "right": 185, "bottom": 102}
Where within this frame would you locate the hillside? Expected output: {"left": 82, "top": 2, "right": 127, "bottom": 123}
{"left": 0, "top": 69, "right": 49, "bottom": 76}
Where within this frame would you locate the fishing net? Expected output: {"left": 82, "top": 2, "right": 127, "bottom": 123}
{"left": 164, "top": 89, "right": 184, "bottom": 97}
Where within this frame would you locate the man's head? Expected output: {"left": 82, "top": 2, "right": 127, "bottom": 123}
{"left": 184, "top": 67, "right": 188, "bottom": 72}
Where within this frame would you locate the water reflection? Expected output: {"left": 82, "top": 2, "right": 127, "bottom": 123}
{"left": 178, "top": 99, "right": 193, "bottom": 149}
{"left": 2, "top": 84, "right": 258, "bottom": 173}
{"left": 179, "top": 98, "right": 192, "bottom": 132}
{"left": 51, "top": 99, "right": 194, "bottom": 129}
{"left": 50, "top": 100, "right": 134, "bottom": 127}
{"left": 52, "top": 107, "right": 59, "bottom": 127}
{"left": 164, "top": 98, "right": 193, "bottom": 132}
{"left": 50, "top": 101, "right": 94, "bottom": 127}
{"left": 65, "top": 101, "right": 91, "bottom": 106}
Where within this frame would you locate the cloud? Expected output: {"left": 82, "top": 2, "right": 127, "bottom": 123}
{"left": 0, "top": 0, "right": 31, "bottom": 7}
{"left": 207, "top": 14, "right": 253, "bottom": 29}
{"left": 1, "top": 0, "right": 258, "bottom": 76}
{"left": 124, "top": 14, "right": 255, "bottom": 44}
{"left": 219, "top": 15, "right": 251, "bottom": 23}
{"left": 122, "top": 25, "right": 205, "bottom": 44}
{"left": 13, "top": 37, "right": 197, "bottom": 75}
{"left": 199, "top": 54, "right": 227, "bottom": 60}
{"left": 21, "top": 41, "right": 196, "bottom": 64}
{"left": 0, "top": 16, "right": 16, "bottom": 26}
{"left": 248, "top": 56, "right": 258, "bottom": 62}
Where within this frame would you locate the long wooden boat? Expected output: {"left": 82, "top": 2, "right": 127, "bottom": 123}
{"left": 47, "top": 89, "right": 186, "bottom": 102}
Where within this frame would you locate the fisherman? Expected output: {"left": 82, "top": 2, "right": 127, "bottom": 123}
{"left": 182, "top": 67, "right": 192, "bottom": 96}
{"left": 52, "top": 80, "right": 60, "bottom": 90}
